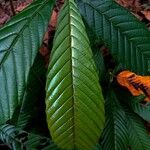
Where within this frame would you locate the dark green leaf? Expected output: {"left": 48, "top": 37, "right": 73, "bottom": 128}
{"left": 114, "top": 87, "right": 150, "bottom": 150}
{"left": 129, "top": 96, "right": 150, "bottom": 122}
{"left": 101, "top": 89, "right": 128, "bottom": 150}
{"left": 14, "top": 53, "right": 47, "bottom": 129}
{"left": 92, "top": 45, "right": 106, "bottom": 82}
{"left": 92, "top": 144, "right": 102, "bottom": 150}
{"left": 0, "top": 0, "right": 54, "bottom": 124}
{"left": 116, "top": 89, "right": 150, "bottom": 123}
{"left": 124, "top": 108, "right": 150, "bottom": 150}
{"left": 76, "top": 0, "right": 150, "bottom": 75}
{"left": 0, "top": 124, "right": 59, "bottom": 150}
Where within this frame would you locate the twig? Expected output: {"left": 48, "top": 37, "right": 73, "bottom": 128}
{"left": 9, "top": 0, "right": 16, "bottom": 16}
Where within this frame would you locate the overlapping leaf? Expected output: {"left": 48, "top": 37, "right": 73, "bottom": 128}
{"left": 76, "top": 0, "right": 150, "bottom": 75}
{"left": 46, "top": 0, "right": 105, "bottom": 149}
{"left": 15, "top": 54, "right": 47, "bottom": 129}
{"left": 124, "top": 108, "right": 150, "bottom": 150}
{"left": 93, "top": 144, "right": 102, "bottom": 150}
{"left": 114, "top": 87, "right": 150, "bottom": 150}
{"left": 132, "top": 102, "right": 150, "bottom": 122}
{"left": 0, "top": 0, "right": 54, "bottom": 124}
{"left": 127, "top": 95, "right": 150, "bottom": 122}
{"left": 0, "top": 124, "right": 59, "bottom": 150}
{"left": 115, "top": 84, "right": 150, "bottom": 123}
{"left": 101, "top": 89, "right": 128, "bottom": 150}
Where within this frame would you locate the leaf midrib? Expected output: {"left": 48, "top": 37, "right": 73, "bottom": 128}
{"left": 68, "top": 0, "right": 76, "bottom": 147}
{"left": 83, "top": 1, "right": 132, "bottom": 43}
{"left": 82, "top": 0, "right": 148, "bottom": 73}
{"left": 107, "top": 93, "right": 127, "bottom": 150}
{"left": 127, "top": 113, "right": 147, "bottom": 150}
{"left": 0, "top": 0, "right": 50, "bottom": 68}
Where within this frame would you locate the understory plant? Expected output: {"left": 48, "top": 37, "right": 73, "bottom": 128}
{"left": 0, "top": 0, "right": 150, "bottom": 149}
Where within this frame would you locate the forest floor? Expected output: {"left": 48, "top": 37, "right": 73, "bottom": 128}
{"left": 0, "top": 0, "right": 150, "bottom": 27}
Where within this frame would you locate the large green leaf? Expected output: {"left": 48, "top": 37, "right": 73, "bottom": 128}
{"left": 0, "top": 124, "right": 59, "bottom": 150}
{"left": 0, "top": 0, "right": 54, "bottom": 124}
{"left": 76, "top": 0, "right": 150, "bottom": 75}
{"left": 124, "top": 108, "right": 150, "bottom": 150}
{"left": 14, "top": 53, "right": 47, "bottom": 129}
{"left": 45, "top": 0, "right": 105, "bottom": 149}
{"left": 114, "top": 87, "right": 150, "bottom": 150}
{"left": 101, "top": 89, "right": 128, "bottom": 150}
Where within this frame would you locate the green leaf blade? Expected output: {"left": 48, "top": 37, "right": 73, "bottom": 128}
{"left": 101, "top": 89, "right": 128, "bottom": 150}
{"left": 111, "top": 88, "right": 150, "bottom": 150}
{"left": 0, "top": 0, "right": 54, "bottom": 124}
{"left": 129, "top": 96, "right": 150, "bottom": 122}
{"left": 125, "top": 109, "right": 150, "bottom": 150}
{"left": 133, "top": 104, "right": 150, "bottom": 122}
{"left": 46, "top": 0, "right": 105, "bottom": 149}
{"left": 0, "top": 124, "right": 59, "bottom": 150}
{"left": 14, "top": 53, "right": 47, "bottom": 129}
{"left": 76, "top": 0, "right": 150, "bottom": 75}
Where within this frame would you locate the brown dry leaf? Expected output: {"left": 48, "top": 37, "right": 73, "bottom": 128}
{"left": 141, "top": 10, "right": 150, "bottom": 21}
{"left": 40, "top": 30, "right": 50, "bottom": 67}
{"left": 132, "top": 12, "right": 143, "bottom": 21}
{"left": 50, "top": 10, "right": 58, "bottom": 27}
{"left": 39, "top": 10, "right": 58, "bottom": 67}
{"left": 15, "top": 4, "right": 28, "bottom": 12}
{"left": 39, "top": 43, "right": 49, "bottom": 67}
{"left": 15, "top": 1, "right": 33, "bottom": 13}
{"left": 117, "top": 70, "right": 150, "bottom": 102}
{"left": 0, "top": 7, "right": 10, "bottom": 27}
{"left": 116, "top": 0, "right": 141, "bottom": 12}
{"left": 15, "top": 0, "right": 32, "bottom": 13}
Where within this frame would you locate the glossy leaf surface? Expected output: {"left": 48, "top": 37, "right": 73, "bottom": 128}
{"left": 46, "top": 0, "right": 105, "bottom": 149}
{"left": 0, "top": 0, "right": 54, "bottom": 124}
{"left": 76, "top": 0, "right": 150, "bottom": 75}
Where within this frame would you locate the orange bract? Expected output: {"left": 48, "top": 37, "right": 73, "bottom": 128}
{"left": 117, "top": 70, "right": 150, "bottom": 102}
